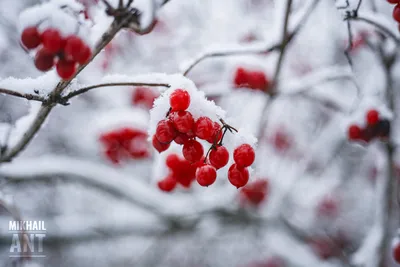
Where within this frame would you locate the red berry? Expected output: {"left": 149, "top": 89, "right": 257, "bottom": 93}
{"left": 394, "top": 4, "right": 400, "bottom": 22}
{"left": 182, "top": 139, "right": 204, "bottom": 162}
{"left": 170, "top": 89, "right": 190, "bottom": 111}
{"left": 105, "top": 148, "right": 120, "bottom": 164}
{"left": 174, "top": 133, "right": 190, "bottom": 145}
{"left": 366, "top": 109, "right": 379, "bottom": 125}
{"left": 234, "top": 67, "right": 248, "bottom": 87}
{"left": 34, "top": 48, "right": 55, "bottom": 71}
{"left": 21, "top": 27, "right": 41, "bottom": 49}
{"left": 196, "top": 164, "right": 217, "bottom": 186}
{"left": 195, "top": 117, "right": 214, "bottom": 140}
{"left": 132, "top": 87, "right": 159, "bottom": 109}
{"left": 56, "top": 59, "right": 77, "bottom": 80}
{"left": 206, "top": 122, "right": 222, "bottom": 144}
{"left": 348, "top": 124, "right": 361, "bottom": 140}
{"left": 228, "top": 164, "right": 249, "bottom": 188}
{"left": 393, "top": 240, "right": 400, "bottom": 263}
{"left": 77, "top": 44, "right": 92, "bottom": 64}
{"left": 64, "top": 35, "right": 85, "bottom": 61}
{"left": 166, "top": 154, "right": 181, "bottom": 170}
{"left": 155, "top": 119, "right": 177, "bottom": 144}
{"left": 240, "top": 179, "right": 268, "bottom": 206}
{"left": 233, "top": 144, "right": 255, "bottom": 167}
{"left": 129, "top": 135, "right": 150, "bottom": 159}
{"left": 157, "top": 175, "right": 177, "bottom": 192}
{"left": 209, "top": 145, "right": 229, "bottom": 169}
{"left": 170, "top": 111, "right": 194, "bottom": 133}
{"left": 388, "top": 0, "right": 399, "bottom": 4}
{"left": 152, "top": 135, "right": 170, "bottom": 153}
{"left": 41, "top": 28, "right": 63, "bottom": 53}
{"left": 248, "top": 71, "right": 268, "bottom": 90}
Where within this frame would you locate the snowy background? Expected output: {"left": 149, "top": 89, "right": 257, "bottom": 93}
{"left": 0, "top": 0, "right": 399, "bottom": 266}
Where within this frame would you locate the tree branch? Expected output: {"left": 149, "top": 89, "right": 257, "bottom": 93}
{"left": 63, "top": 82, "right": 171, "bottom": 101}
{"left": 0, "top": 88, "right": 46, "bottom": 103}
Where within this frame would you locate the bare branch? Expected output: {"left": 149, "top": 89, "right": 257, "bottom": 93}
{"left": 0, "top": 88, "right": 46, "bottom": 103}
{"left": 63, "top": 82, "right": 170, "bottom": 100}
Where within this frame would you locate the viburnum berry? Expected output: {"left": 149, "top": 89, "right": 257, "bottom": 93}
{"left": 166, "top": 154, "right": 181, "bottom": 170}
{"left": 182, "top": 139, "right": 204, "bottom": 162}
{"left": 228, "top": 164, "right": 249, "bottom": 188}
{"left": 240, "top": 179, "right": 268, "bottom": 206}
{"left": 234, "top": 67, "right": 248, "bottom": 87}
{"left": 393, "top": 239, "right": 400, "bottom": 263}
{"left": 41, "top": 28, "right": 63, "bottom": 53}
{"left": 56, "top": 59, "right": 77, "bottom": 80}
{"left": 77, "top": 45, "right": 92, "bottom": 64}
{"left": 233, "top": 144, "right": 255, "bottom": 167}
{"left": 64, "top": 35, "right": 85, "bottom": 61}
{"left": 34, "top": 48, "right": 55, "bottom": 71}
{"left": 174, "top": 133, "right": 190, "bottom": 145}
{"left": 196, "top": 164, "right": 217, "bottom": 186}
{"left": 155, "top": 119, "right": 177, "bottom": 143}
{"left": 206, "top": 122, "right": 222, "bottom": 144}
{"left": 170, "top": 89, "right": 190, "bottom": 111}
{"left": 248, "top": 70, "right": 269, "bottom": 90}
{"left": 348, "top": 124, "right": 361, "bottom": 140}
{"left": 152, "top": 135, "right": 170, "bottom": 153}
{"left": 209, "top": 145, "right": 229, "bottom": 169}
{"left": 366, "top": 109, "right": 379, "bottom": 125}
{"left": 21, "top": 27, "right": 41, "bottom": 49}
{"left": 157, "top": 175, "right": 177, "bottom": 192}
{"left": 195, "top": 117, "right": 214, "bottom": 140}
{"left": 132, "top": 87, "right": 159, "bottom": 109}
{"left": 129, "top": 135, "right": 150, "bottom": 159}
{"left": 170, "top": 111, "right": 194, "bottom": 133}
{"left": 394, "top": 4, "right": 400, "bottom": 23}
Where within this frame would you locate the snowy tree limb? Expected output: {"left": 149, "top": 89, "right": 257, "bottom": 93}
{"left": 0, "top": 88, "right": 47, "bottom": 103}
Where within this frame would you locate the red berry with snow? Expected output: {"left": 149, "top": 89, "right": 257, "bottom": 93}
{"left": 170, "top": 111, "right": 194, "bottom": 134}
{"left": 34, "top": 48, "right": 55, "bottom": 71}
{"left": 21, "top": 27, "right": 41, "bottom": 49}
{"left": 348, "top": 124, "right": 361, "bottom": 140}
{"left": 158, "top": 175, "right": 177, "bottom": 192}
{"left": 195, "top": 117, "right": 214, "bottom": 140}
{"left": 56, "top": 59, "right": 77, "bottom": 80}
{"left": 234, "top": 67, "right": 248, "bottom": 87}
{"left": 155, "top": 119, "right": 177, "bottom": 144}
{"left": 228, "top": 164, "right": 249, "bottom": 188}
{"left": 152, "top": 135, "right": 170, "bottom": 153}
{"left": 170, "top": 89, "right": 190, "bottom": 111}
{"left": 366, "top": 109, "right": 379, "bottom": 125}
{"left": 182, "top": 139, "right": 204, "bottom": 162}
{"left": 233, "top": 144, "right": 255, "bottom": 167}
{"left": 196, "top": 164, "right": 217, "bottom": 186}
{"left": 132, "top": 87, "right": 159, "bottom": 109}
{"left": 41, "top": 28, "right": 63, "bottom": 53}
{"left": 77, "top": 45, "right": 92, "bottom": 64}
{"left": 209, "top": 145, "right": 229, "bottom": 169}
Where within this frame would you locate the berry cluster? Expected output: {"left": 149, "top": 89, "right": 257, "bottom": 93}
{"left": 132, "top": 87, "right": 160, "bottom": 110}
{"left": 389, "top": 1, "right": 400, "bottom": 27}
{"left": 347, "top": 109, "right": 390, "bottom": 142}
{"left": 21, "top": 26, "right": 92, "bottom": 80}
{"left": 152, "top": 89, "right": 256, "bottom": 190}
{"left": 239, "top": 179, "right": 269, "bottom": 207}
{"left": 100, "top": 127, "right": 150, "bottom": 164}
{"left": 233, "top": 67, "right": 270, "bottom": 91}
{"left": 157, "top": 153, "right": 203, "bottom": 192}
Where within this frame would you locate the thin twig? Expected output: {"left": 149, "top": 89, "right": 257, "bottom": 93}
{"left": 0, "top": 88, "right": 46, "bottom": 103}
{"left": 63, "top": 82, "right": 170, "bottom": 100}
{"left": 271, "top": 0, "right": 293, "bottom": 90}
